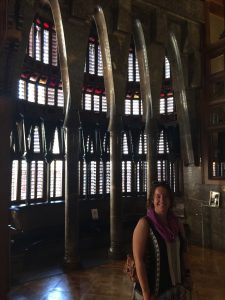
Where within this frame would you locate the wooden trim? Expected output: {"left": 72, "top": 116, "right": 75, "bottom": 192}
{"left": 0, "top": 0, "right": 7, "bottom": 44}
{"left": 208, "top": 1, "right": 224, "bottom": 18}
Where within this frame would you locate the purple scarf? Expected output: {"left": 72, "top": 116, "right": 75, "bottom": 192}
{"left": 147, "top": 208, "right": 179, "bottom": 242}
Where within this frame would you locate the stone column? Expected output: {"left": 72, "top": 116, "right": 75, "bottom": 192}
{"left": 142, "top": 9, "right": 166, "bottom": 202}
{"left": 108, "top": 122, "right": 123, "bottom": 259}
{"left": 52, "top": 2, "right": 90, "bottom": 267}
{"left": 88, "top": 1, "right": 132, "bottom": 259}
{"left": 106, "top": 41, "right": 130, "bottom": 258}
{"left": 146, "top": 119, "right": 159, "bottom": 203}
{"left": 0, "top": 98, "right": 12, "bottom": 300}
{"left": 132, "top": 18, "right": 159, "bottom": 204}
{"left": 64, "top": 124, "right": 80, "bottom": 268}
{"left": 147, "top": 42, "right": 165, "bottom": 203}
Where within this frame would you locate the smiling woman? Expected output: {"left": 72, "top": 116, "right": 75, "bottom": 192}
{"left": 151, "top": 183, "right": 172, "bottom": 217}
{"left": 132, "top": 182, "right": 191, "bottom": 300}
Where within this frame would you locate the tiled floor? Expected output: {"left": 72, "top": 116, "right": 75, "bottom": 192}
{"left": 8, "top": 245, "right": 225, "bottom": 300}
{"left": 189, "top": 246, "right": 225, "bottom": 300}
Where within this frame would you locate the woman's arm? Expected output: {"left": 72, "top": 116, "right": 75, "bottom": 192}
{"left": 133, "top": 218, "right": 156, "bottom": 300}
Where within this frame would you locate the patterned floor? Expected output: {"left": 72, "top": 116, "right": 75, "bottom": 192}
{"left": 8, "top": 245, "right": 225, "bottom": 299}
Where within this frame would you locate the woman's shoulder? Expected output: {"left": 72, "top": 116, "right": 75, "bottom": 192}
{"left": 135, "top": 216, "right": 152, "bottom": 232}
{"left": 133, "top": 217, "right": 151, "bottom": 243}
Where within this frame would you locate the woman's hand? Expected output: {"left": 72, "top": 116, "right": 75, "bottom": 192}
{"left": 143, "top": 296, "right": 156, "bottom": 300}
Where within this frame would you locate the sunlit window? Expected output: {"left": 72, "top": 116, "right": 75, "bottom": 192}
{"left": 11, "top": 159, "right": 28, "bottom": 202}
{"left": 47, "top": 87, "right": 55, "bottom": 105}
{"left": 28, "top": 82, "right": 35, "bottom": 102}
{"left": 33, "top": 126, "right": 41, "bottom": 153}
{"left": 106, "top": 161, "right": 110, "bottom": 194}
{"left": 20, "top": 160, "right": 27, "bottom": 200}
{"left": 28, "top": 23, "right": 34, "bottom": 57}
{"left": 35, "top": 24, "right": 41, "bottom": 61}
{"left": 128, "top": 52, "right": 134, "bottom": 82}
{"left": 125, "top": 97, "right": 131, "bottom": 115}
{"left": 50, "top": 160, "right": 63, "bottom": 198}
{"left": 90, "top": 161, "right": 97, "bottom": 194}
{"left": 52, "top": 31, "right": 58, "bottom": 66}
{"left": 156, "top": 56, "right": 179, "bottom": 192}
{"left": 157, "top": 160, "right": 166, "bottom": 182}
{"left": 57, "top": 85, "right": 64, "bottom": 107}
{"left": 18, "top": 76, "right": 64, "bottom": 107}
{"left": 11, "top": 160, "right": 18, "bottom": 201}
{"left": 157, "top": 130, "right": 169, "bottom": 154}
{"left": 138, "top": 132, "right": 147, "bottom": 155}
{"left": 160, "top": 92, "right": 174, "bottom": 115}
{"left": 97, "top": 45, "right": 103, "bottom": 76}
{"left": 28, "top": 18, "right": 58, "bottom": 66}
{"left": 165, "top": 57, "right": 171, "bottom": 79}
{"left": 52, "top": 129, "right": 60, "bottom": 154}
{"left": 93, "top": 94, "right": 100, "bottom": 112}
{"left": 13, "top": 14, "right": 64, "bottom": 205}
{"left": 82, "top": 88, "right": 107, "bottom": 113}
{"left": 122, "top": 133, "right": 129, "bottom": 155}
{"left": 122, "top": 161, "right": 132, "bottom": 193}
{"left": 37, "top": 85, "right": 46, "bottom": 105}
{"left": 125, "top": 93, "right": 143, "bottom": 116}
{"left": 89, "top": 42, "right": 95, "bottom": 75}
{"left": 43, "top": 29, "right": 49, "bottom": 64}
{"left": 82, "top": 161, "right": 87, "bottom": 196}
{"left": 128, "top": 48, "right": 140, "bottom": 82}
{"left": 30, "top": 160, "right": 44, "bottom": 199}
{"left": 18, "top": 79, "right": 26, "bottom": 100}
{"left": 137, "top": 161, "right": 147, "bottom": 192}
{"left": 102, "top": 95, "right": 107, "bottom": 112}
{"left": 99, "top": 161, "right": 103, "bottom": 194}
{"left": 135, "top": 57, "right": 140, "bottom": 82}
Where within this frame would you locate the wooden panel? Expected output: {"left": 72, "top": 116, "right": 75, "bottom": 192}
{"left": 0, "top": 0, "right": 7, "bottom": 45}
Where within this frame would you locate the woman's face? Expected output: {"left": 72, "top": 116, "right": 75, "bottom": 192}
{"left": 153, "top": 186, "right": 171, "bottom": 216}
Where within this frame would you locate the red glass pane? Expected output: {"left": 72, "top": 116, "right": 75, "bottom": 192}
{"left": 95, "top": 88, "right": 102, "bottom": 94}
{"left": 43, "top": 22, "right": 49, "bottom": 29}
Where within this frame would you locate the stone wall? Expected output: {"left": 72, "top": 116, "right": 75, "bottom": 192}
{"left": 184, "top": 165, "right": 225, "bottom": 250}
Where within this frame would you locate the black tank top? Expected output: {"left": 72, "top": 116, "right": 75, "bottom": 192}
{"left": 135, "top": 218, "right": 172, "bottom": 296}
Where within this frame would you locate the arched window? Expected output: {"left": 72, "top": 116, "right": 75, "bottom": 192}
{"left": 18, "top": 15, "right": 63, "bottom": 108}
{"left": 28, "top": 124, "right": 45, "bottom": 202}
{"left": 122, "top": 132, "right": 132, "bottom": 193}
{"left": 18, "top": 74, "right": 64, "bottom": 107}
{"left": 125, "top": 41, "right": 143, "bottom": 116}
{"left": 128, "top": 47, "right": 140, "bottom": 82}
{"left": 156, "top": 56, "right": 180, "bottom": 193}
{"left": 82, "top": 87, "right": 107, "bottom": 113}
{"left": 125, "top": 92, "right": 143, "bottom": 116}
{"left": 80, "top": 128, "right": 106, "bottom": 197}
{"left": 11, "top": 11, "right": 64, "bottom": 204}
{"left": 28, "top": 18, "right": 58, "bottom": 66}
{"left": 122, "top": 37, "right": 144, "bottom": 195}
{"left": 10, "top": 118, "right": 28, "bottom": 203}
{"left": 49, "top": 127, "right": 64, "bottom": 199}
{"left": 80, "top": 21, "right": 109, "bottom": 198}
{"left": 136, "top": 131, "right": 147, "bottom": 193}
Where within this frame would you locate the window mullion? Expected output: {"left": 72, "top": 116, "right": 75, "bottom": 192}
{"left": 17, "top": 161, "right": 22, "bottom": 201}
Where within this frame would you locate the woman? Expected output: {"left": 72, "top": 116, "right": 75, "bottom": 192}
{"left": 132, "top": 182, "right": 191, "bottom": 300}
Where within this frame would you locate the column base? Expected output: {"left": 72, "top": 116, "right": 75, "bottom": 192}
{"left": 63, "top": 256, "right": 81, "bottom": 271}
{"left": 108, "top": 246, "right": 126, "bottom": 260}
